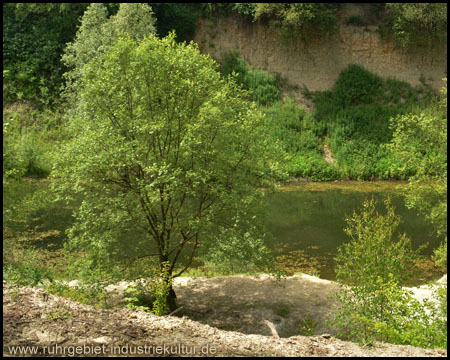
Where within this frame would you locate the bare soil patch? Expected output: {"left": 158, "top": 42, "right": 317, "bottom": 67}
{"left": 174, "top": 274, "right": 340, "bottom": 338}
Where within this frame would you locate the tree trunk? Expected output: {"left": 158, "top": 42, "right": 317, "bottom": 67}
{"left": 166, "top": 286, "right": 177, "bottom": 312}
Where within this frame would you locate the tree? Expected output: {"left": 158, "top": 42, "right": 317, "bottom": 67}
{"left": 388, "top": 79, "right": 447, "bottom": 270}
{"left": 51, "top": 33, "right": 286, "bottom": 311}
{"left": 61, "top": 3, "right": 157, "bottom": 103}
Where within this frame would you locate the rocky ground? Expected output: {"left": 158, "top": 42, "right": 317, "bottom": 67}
{"left": 3, "top": 275, "right": 447, "bottom": 357}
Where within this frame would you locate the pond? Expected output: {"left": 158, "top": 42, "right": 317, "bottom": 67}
{"left": 263, "top": 181, "right": 444, "bottom": 283}
{"left": 4, "top": 179, "right": 444, "bottom": 285}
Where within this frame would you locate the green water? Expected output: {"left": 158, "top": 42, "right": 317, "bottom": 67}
{"left": 263, "top": 183, "right": 443, "bottom": 282}
{"left": 4, "top": 179, "right": 444, "bottom": 284}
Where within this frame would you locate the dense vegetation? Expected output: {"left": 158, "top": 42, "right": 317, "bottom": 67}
{"left": 220, "top": 51, "right": 439, "bottom": 181}
{"left": 3, "top": 2, "right": 447, "bottom": 348}
{"left": 331, "top": 198, "right": 446, "bottom": 348}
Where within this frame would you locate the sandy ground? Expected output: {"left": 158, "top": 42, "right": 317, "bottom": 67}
{"left": 173, "top": 274, "right": 341, "bottom": 338}
{"left": 172, "top": 273, "right": 447, "bottom": 338}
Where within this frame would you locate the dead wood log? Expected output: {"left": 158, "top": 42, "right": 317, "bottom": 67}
{"left": 263, "top": 319, "right": 280, "bottom": 339}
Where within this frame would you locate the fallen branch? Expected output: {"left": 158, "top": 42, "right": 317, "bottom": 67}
{"left": 263, "top": 320, "right": 279, "bottom": 339}
{"left": 166, "top": 306, "right": 184, "bottom": 317}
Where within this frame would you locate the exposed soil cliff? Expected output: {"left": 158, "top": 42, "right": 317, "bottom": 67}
{"left": 193, "top": 5, "right": 446, "bottom": 105}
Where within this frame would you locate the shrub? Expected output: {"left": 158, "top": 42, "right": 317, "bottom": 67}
{"left": 299, "top": 315, "right": 318, "bottom": 336}
{"left": 334, "top": 64, "right": 383, "bottom": 107}
{"left": 221, "top": 50, "right": 248, "bottom": 85}
{"left": 336, "top": 197, "right": 418, "bottom": 286}
{"left": 46, "top": 281, "right": 110, "bottom": 309}
{"left": 123, "top": 262, "right": 173, "bottom": 316}
{"left": 221, "top": 51, "right": 281, "bottom": 106}
{"left": 328, "top": 197, "right": 448, "bottom": 348}
{"left": 333, "top": 273, "right": 447, "bottom": 348}
{"left": 288, "top": 153, "right": 340, "bottom": 181}
{"left": 3, "top": 248, "right": 54, "bottom": 286}
{"left": 311, "top": 65, "right": 438, "bottom": 180}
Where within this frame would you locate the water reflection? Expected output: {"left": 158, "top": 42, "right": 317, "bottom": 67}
{"left": 264, "top": 187, "right": 443, "bottom": 282}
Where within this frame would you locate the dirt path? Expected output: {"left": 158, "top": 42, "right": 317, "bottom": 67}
{"left": 322, "top": 144, "right": 336, "bottom": 165}
{"left": 3, "top": 275, "right": 447, "bottom": 357}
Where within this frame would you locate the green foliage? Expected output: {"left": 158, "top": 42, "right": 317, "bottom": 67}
{"left": 288, "top": 153, "right": 340, "bottom": 181}
{"left": 311, "top": 65, "right": 438, "bottom": 180}
{"left": 432, "top": 241, "right": 447, "bottom": 271}
{"left": 202, "top": 3, "right": 257, "bottom": 19}
{"left": 3, "top": 3, "right": 88, "bottom": 106}
{"left": 248, "top": 71, "right": 281, "bottom": 106}
{"left": 333, "top": 274, "right": 447, "bottom": 348}
{"left": 388, "top": 79, "right": 447, "bottom": 270}
{"left": 123, "top": 282, "right": 152, "bottom": 312}
{"left": 365, "top": 279, "right": 447, "bottom": 349}
{"left": 299, "top": 315, "right": 318, "bottom": 336}
{"left": 221, "top": 50, "right": 281, "bottom": 106}
{"left": 150, "top": 3, "right": 201, "bottom": 42}
{"left": 385, "top": 3, "right": 447, "bottom": 48}
{"left": 62, "top": 3, "right": 157, "bottom": 103}
{"left": 334, "top": 65, "right": 383, "bottom": 108}
{"left": 331, "top": 197, "right": 446, "bottom": 348}
{"left": 3, "top": 121, "right": 26, "bottom": 184}
{"left": 230, "top": 3, "right": 257, "bottom": 18}
{"left": 3, "top": 105, "right": 67, "bottom": 178}
{"left": 336, "top": 197, "right": 418, "bottom": 286}
{"left": 221, "top": 50, "right": 248, "bottom": 85}
{"left": 264, "top": 101, "right": 312, "bottom": 153}
{"left": 200, "top": 213, "right": 274, "bottom": 274}
{"left": 3, "top": 247, "right": 54, "bottom": 286}
{"left": 151, "top": 262, "right": 173, "bottom": 315}
{"left": 123, "top": 263, "right": 172, "bottom": 315}
{"left": 51, "top": 33, "right": 286, "bottom": 302}
{"left": 263, "top": 100, "right": 340, "bottom": 180}
{"left": 46, "top": 281, "right": 110, "bottom": 309}
{"left": 253, "top": 3, "right": 340, "bottom": 41}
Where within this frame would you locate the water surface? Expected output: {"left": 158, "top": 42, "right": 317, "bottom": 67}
{"left": 263, "top": 182, "right": 443, "bottom": 282}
